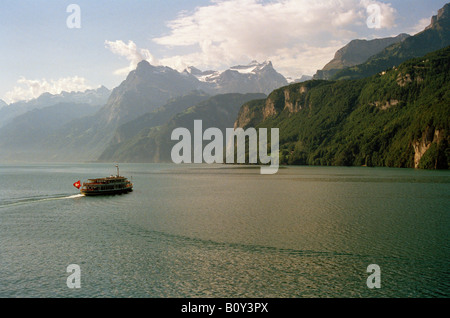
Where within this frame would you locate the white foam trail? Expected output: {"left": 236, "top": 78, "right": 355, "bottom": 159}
{"left": 0, "top": 193, "right": 85, "bottom": 209}
{"left": 65, "top": 194, "right": 85, "bottom": 199}
{"left": 31, "top": 193, "right": 85, "bottom": 203}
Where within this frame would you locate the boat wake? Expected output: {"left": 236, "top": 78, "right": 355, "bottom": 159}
{"left": 65, "top": 194, "right": 85, "bottom": 199}
{"left": 0, "top": 193, "right": 85, "bottom": 209}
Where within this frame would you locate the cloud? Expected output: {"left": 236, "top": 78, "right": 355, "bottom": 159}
{"left": 4, "top": 76, "right": 92, "bottom": 104}
{"left": 152, "top": 0, "right": 398, "bottom": 78}
{"left": 361, "top": 0, "right": 397, "bottom": 29}
{"left": 409, "top": 17, "right": 431, "bottom": 35}
{"left": 105, "top": 40, "right": 158, "bottom": 75}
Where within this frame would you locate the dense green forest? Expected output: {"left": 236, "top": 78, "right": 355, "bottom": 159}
{"left": 236, "top": 46, "right": 450, "bottom": 169}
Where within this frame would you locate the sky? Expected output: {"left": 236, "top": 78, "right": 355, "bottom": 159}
{"left": 0, "top": 0, "right": 448, "bottom": 104}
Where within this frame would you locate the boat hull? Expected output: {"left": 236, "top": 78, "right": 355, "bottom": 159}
{"left": 81, "top": 188, "right": 133, "bottom": 196}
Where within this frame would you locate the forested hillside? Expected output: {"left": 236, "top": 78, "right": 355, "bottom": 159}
{"left": 235, "top": 47, "right": 450, "bottom": 169}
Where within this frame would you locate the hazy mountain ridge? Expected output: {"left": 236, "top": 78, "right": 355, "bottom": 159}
{"left": 99, "top": 91, "right": 212, "bottom": 159}
{"left": 0, "top": 86, "right": 111, "bottom": 129}
{"left": 0, "top": 102, "right": 102, "bottom": 161}
{"left": 291, "top": 75, "right": 313, "bottom": 83}
{"left": 313, "top": 34, "right": 410, "bottom": 80}
{"left": 99, "top": 93, "right": 266, "bottom": 163}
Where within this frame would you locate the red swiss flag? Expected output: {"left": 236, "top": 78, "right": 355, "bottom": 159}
{"left": 73, "top": 180, "right": 81, "bottom": 189}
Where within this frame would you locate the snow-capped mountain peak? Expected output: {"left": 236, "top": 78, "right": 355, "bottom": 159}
{"left": 185, "top": 60, "right": 274, "bottom": 78}
{"left": 182, "top": 60, "right": 287, "bottom": 94}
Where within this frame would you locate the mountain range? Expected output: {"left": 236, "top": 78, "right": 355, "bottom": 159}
{"left": 0, "top": 60, "right": 286, "bottom": 162}
{"left": 0, "top": 2, "right": 449, "bottom": 169}
{"left": 0, "top": 86, "right": 111, "bottom": 129}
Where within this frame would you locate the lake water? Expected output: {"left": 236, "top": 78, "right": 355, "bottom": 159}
{"left": 0, "top": 163, "right": 449, "bottom": 298}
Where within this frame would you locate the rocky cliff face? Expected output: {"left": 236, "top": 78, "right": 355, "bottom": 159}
{"left": 413, "top": 127, "right": 443, "bottom": 169}
{"left": 235, "top": 81, "right": 321, "bottom": 130}
{"left": 426, "top": 3, "right": 450, "bottom": 30}
{"left": 233, "top": 101, "right": 263, "bottom": 129}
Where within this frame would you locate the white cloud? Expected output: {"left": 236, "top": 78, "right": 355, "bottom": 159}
{"left": 105, "top": 40, "right": 158, "bottom": 75}
{"left": 152, "top": 0, "right": 397, "bottom": 78}
{"left": 409, "top": 17, "right": 431, "bottom": 35}
{"left": 4, "top": 76, "right": 92, "bottom": 104}
{"left": 361, "top": 0, "right": 397, "bottom": 29}
{"left": 271, "top": 43, "right": 346, "bottom": 78}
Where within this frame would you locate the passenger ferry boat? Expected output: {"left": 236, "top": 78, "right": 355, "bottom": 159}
{"left": 80, "top": 165, "right": 133, "bottom": 196}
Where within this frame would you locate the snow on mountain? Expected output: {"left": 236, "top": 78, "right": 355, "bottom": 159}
{"left": 183, "top": 60, "right": 288, "bottom": 94}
